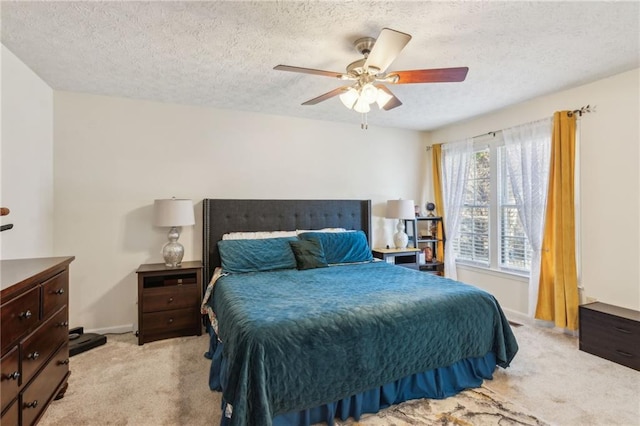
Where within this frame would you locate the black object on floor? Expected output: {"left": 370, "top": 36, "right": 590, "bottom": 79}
{"left": 69, "top": 326, "right": 107, "bottom": 357}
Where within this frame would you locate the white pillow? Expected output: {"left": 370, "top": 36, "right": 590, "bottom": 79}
{"left": 222, "top": 230, "right": 297, "bottom": 240}
{"left": 295, "top": 228, "right": 348, "bottom": 235}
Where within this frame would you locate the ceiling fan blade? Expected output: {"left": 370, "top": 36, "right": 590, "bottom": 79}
{"left": 274, "top": 65, "right": 343, "bottom": 79}
{"left": 375, "top": 85, "right": 403, "bottom": 110}
{"left": 389, "top": 67, "right": 469, "bottom": 84}
{"left": 301, "top": 86, "right": 349, "bottom": 105}
{"left": 364, "top": 28, "right": 412, "bottom": 73}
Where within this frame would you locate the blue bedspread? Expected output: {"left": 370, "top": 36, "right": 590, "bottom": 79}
{"left": 207, "top": 261, "right": 518, "bottom": 426}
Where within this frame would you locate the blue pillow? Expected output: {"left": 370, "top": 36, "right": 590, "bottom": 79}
{"left": 298, "top": 231, "right": 373, "bottom": 265}
{"left": 218, "top": 237, "right": 297, "bottom": 273}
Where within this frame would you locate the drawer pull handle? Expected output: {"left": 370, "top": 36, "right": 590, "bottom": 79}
{"left": 55, "top": 288, "right": 65, "bottom": 295}
{"left": 614, "top": 327, "right": 631, "bottom": 334}
{"left": 616, "top": 350, "right": 633, "bottom": 358}
{"left": 24, "top": 400, "right": 38, "bottom": 409}
{"left": 58, "top": 321, "right": 69, "bottom": 327}
{"left": 168, "top": 318, "right": 174, "bottom": 324}
{"left": 59, "top": 359, "right": 70, "bottom": 365}
{"left": 168, "top": 297, "right": 174, "bottom": 303}
{"left": 19, "top": 310, "right": 33, "bottom": 320}
{"left": 7, "top": 371, "right": 20, "bottom": 381}
{"left": 27, "top": 351, "right": 40, "bottom": 360}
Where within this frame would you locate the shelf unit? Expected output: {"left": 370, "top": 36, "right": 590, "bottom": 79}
{"left": 404, "top": 216, "right": 446, "bottom": 275}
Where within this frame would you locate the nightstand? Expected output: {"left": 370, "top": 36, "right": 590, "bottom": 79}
{"left": 372, "top": 248, "right": 421, "bottom": 269}
{"left": 136, "top": 261, "right": 203, "bottom": 345}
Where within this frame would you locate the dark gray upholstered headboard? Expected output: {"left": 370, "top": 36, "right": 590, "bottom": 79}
{"left": 202, "top": 199, "right": 372, "bottom": 287}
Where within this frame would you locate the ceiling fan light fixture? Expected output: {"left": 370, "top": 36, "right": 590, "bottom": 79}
{"left": 360, "top": 83, "right": 379, "bottom": 104}
{"left": 353, "top": 97, "right": 371, "bottom": 113}
{"left": 376, "top": 88, "right": 394, "bottom": 109}
{"left": 275, "top": 27, "right": 469, "bottom": 127}
{"left": 339, "top": 88, "right": 359, "bottom": 109}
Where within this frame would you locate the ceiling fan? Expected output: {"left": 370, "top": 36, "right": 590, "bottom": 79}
{"left": 274, "top": 28, "right": 468, "bottom": 126}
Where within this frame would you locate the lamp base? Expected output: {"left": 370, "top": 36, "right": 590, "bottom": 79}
{"left": 162, "top": 226, "right": 184, "bottom": 268}
{"left": 393, "top": 219, "right": 409, "bottom": 249}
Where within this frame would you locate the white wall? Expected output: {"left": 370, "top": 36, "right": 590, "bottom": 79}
{"left": 0, "top": 45, "right": 54, "bottom": 259}
{"left": 53, "top": 92, "right": 424, "bottom": 332}
{"left": 8, "top": 42, "right": 636, "bottom": 328}
{"left": 429, "top": 68, "right": 640, "bottom": 313}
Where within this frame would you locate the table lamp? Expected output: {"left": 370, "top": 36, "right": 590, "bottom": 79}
{"left": 386, "top": 199, "right": 415, "bottom": 249}
{"left": 153, "top": 198, "right": 195, "bottom": 267}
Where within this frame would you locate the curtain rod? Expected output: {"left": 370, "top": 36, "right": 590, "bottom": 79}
{"left": 473, "top": 130, "right": 499, "bottom": 139}
{"left": 426, "top": 130, "right": 497, "bottom": 151}
{"left": 471, "top": 105, "right": 594, "bottom": 138}
{"left": 568, "top": 104, "right": 594, "bottom": 117}
{"left": 426, "top": 105, "right": 594, "bottom": 151}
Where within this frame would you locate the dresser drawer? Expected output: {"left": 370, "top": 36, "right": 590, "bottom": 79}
{"left": 1, "top": 346, "right": 20, "bottom": 412}
{"left": 21, "top": 343, "right": 69, "bottom": 426}
{"left": 42, "top": 271, "right": 69, "bottom": 320}
{"left": 142, "top": 284, "right": 199, "bottom": 313}
{"left": 1, "top": 287, "right": 40, "bottom": 354}
{"left": 21, "top": 307, "right": 68, "bottom": 386}
{"left": 580, "top": 310, "right": 639, "bottom": 346}
{"left": 1, "top": 399, "right": 19, "bottom": 426}
{"left": 143, "top": 307, "right": 200, "bottom": 333}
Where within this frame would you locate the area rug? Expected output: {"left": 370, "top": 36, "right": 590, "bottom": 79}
{"left": 336, "top": 386, "right": 548, "bottom": 425}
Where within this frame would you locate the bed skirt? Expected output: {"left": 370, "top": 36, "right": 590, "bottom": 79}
{"left": 205, "top": 327, "right": 497, "bottom": 426}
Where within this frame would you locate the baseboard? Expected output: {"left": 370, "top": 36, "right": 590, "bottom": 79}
{"left": 84, "top": 324, "right": 134, "bottom": 335}
{"left": 502, "top": 308, "right": 531, "bottom": 326}
{"left": 502, "top": 308, "right": 578, "bottom": 336}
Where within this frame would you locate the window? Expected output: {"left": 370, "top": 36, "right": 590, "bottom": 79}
{"left": 454, "top": 148, "right": 490, "bottom": 265}
{"left": 498, "top": 146, "right": 532, "bottom": 272}
{"left": 453, "top": 138, "right": 533, "bottom": 274}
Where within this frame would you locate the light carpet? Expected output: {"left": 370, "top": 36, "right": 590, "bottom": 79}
{"left": 39, "top": 324, "right": 639, "bottom": 425}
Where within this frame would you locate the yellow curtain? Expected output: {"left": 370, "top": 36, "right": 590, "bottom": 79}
{"left": 536, "top": 111, "right": 579, "bottom": 330}
{"left": 431, "top": 144, "right": 445, "bottom": 264}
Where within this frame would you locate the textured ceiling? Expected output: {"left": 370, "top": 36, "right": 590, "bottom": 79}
{"left": 2, "top": 1, "right": 639, "bottom": 131}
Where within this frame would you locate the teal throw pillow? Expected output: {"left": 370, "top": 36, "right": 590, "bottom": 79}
{"left": 289, "top": 238, "right": 328, "bottom": 270}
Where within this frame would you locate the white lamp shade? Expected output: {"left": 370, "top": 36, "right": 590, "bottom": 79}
{"left": 339, "top": 88, "right": 359, "bottom": 109}
{"left": 154, "top": 199, "right": 195, "bottom": 227}
{"left": 360, "top": 83, "right": 378, "bottom": 104}
{"left": 376, "top": 88, "right": 394, "bottom": 109}
{"left": 386, "top": 199, "right": 415, "bottom": 219}
{"left": 353, "top": 97, "right": 371, "bottom": 113}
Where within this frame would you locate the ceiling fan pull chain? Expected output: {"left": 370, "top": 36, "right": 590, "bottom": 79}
{"left": 361, "top": 113, "right": 369, "bottom": 130}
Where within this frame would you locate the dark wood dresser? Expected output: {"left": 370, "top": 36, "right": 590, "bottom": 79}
{"left": 1, "top": 256, "right": 74, "bottom": 425}
{"left": 136, "top": 261, "right": 202, "bottom": 345}
{"left": 579, "top": 302, "right": 640, "bottom": 371}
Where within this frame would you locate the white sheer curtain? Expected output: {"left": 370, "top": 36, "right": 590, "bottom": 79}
{"left": 441, "top": 139, "right": 473, "bottom": 280}
{"left": 503, "top": 117, "right": 552, "bottom": 317}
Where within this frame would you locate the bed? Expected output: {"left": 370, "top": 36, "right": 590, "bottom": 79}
{"left": 201, "top": 199, "right": 518, "bottom": 426}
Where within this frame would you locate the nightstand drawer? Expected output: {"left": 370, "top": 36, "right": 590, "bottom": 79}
{"left": 142, "top": 284, "right": 199, "bottom": 313}
{"left": 143, "top": 307, "right": 200, "bottom": 333}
